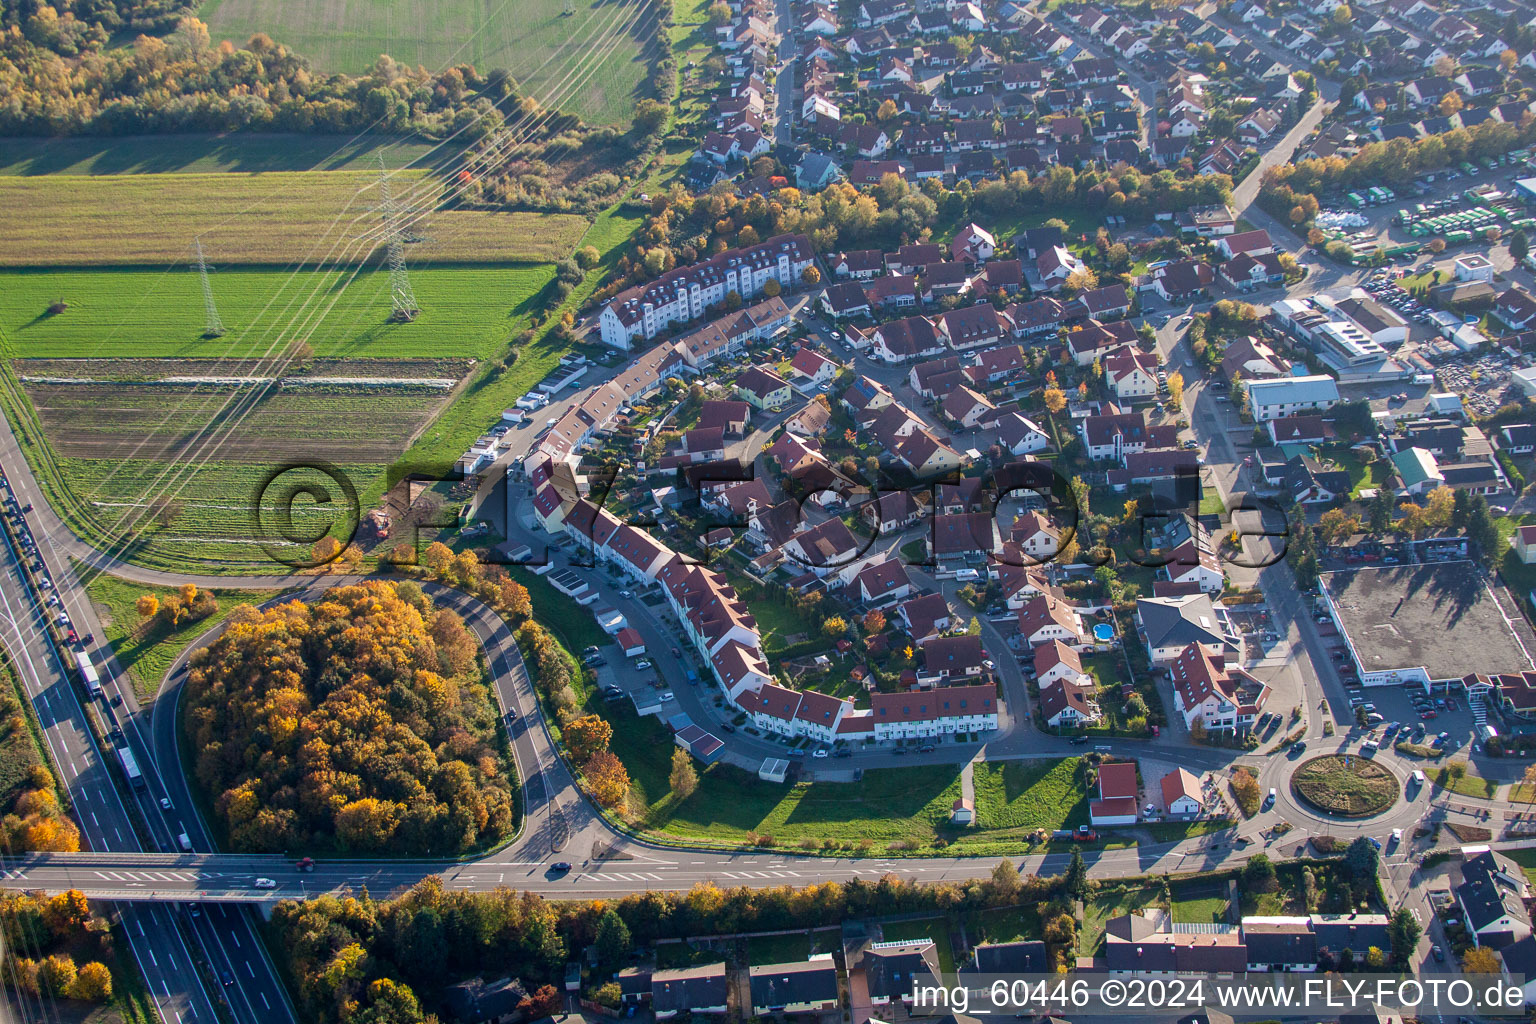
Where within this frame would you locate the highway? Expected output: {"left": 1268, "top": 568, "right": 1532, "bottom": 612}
{"left": 0, "top": 422, "right": 296, "bottom": 1024}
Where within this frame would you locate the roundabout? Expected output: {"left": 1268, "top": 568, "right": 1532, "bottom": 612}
{"left": 1290, "top": 754, "right": 1400, "bottom": 819}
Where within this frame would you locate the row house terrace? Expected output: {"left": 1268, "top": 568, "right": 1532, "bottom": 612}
{"left": 599, "top": 235, "right": 815, "bottom": 350}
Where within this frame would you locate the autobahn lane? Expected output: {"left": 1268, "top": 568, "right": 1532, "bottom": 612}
{"left": 0, "top": 527, "right": 220, "bottom": 1024}
{"left": 0, "top": 443, "right": 295, "bottom": 1022}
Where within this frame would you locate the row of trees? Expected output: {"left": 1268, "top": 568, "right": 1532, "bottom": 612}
{"left": 275, "top": 861, "right": 1086, "bottom": 1024}
{"left": 0, "top": 681, "right": 79, "bottom": 852}
{"left": 1261, "top": 118, "right": 1536, "bottom": 227}
{"left": 0, "top": 14, "right": 539, "bottom": 138}
{"left": 181, "top": 581, "right": 517, "bottom": 855}
{"left": 597, "top": 167, "right": 1233, "bottom": 305}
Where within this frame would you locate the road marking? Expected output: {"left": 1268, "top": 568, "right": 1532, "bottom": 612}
{"left": 230, "top": 931, "right": 239, "bottom": 948}
{"left": 95, "top": 871, "right": 108, "bottom": 880}
{"left": 161, "top": 981, "right": 170, "bottom": 999}
{"left": 261, "top": 994, "right": 270, "bottom": 1010}
{"left": 149, "top": 948, "right": 157, "bottom": 966}
{"left": 136, "top": 919, "right": 145, "bottom": 937}
{"left": 245, "top": 960, "right": 254, "bottom": 977}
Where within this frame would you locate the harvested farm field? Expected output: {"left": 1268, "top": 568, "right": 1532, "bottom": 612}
{"left": 0, "top": 173, "right": 590, "bottom": 266}
{"left": 17, "top": 358, "right": 471, "bottom": 463}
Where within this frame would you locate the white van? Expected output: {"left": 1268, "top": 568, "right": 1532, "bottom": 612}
{"left": 1412, "top": 769, "right": 1426, "bottom": 785}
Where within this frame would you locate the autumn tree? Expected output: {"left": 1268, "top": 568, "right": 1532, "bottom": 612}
{"left": 802, "top": 266, "right": 821, "bottom": 286}
{"left": 1043, "top": 386, "right": 1067, "bottom": 414}
{"left": 822, "top": 616, "right": 848, "bottom": 638}
{"left": 670, "top": 748, "right": 699, "bottom": 800}
{"left": 565, "top": 715, "right": 613, "bottom": 763}
{"left": 67, "top": 961, "right": 112, "bottom": 1002}
{"left": 135, "top": 594, "right": 159, "bottom": 620}
{"left": 877, "top": 99, "right": 899, "bottom": 121}
{"left": 1318, "top": 508, "right": 1363, "bottom": 545}
{"left": 1165, "top": 371, "right": 1184, "bottom": 409}
{"left": 584, "top": 752, "right": 630, "bottom": 809}
{"left": 310, "top": 535, "right": 343, "bottom": 568}
{"left": 43, "top": 891, "right": 89, "bottom": 938}
{"left": 762, "top": 277, "right": 781, "bottom": 297}
{"left": 1063, "top": 268, "right": 1099, "bottom": 296}
{"left": 862, "top": 609, "right": 886, "bottom": 633}
{"left": 183, "top": 582, "right": 514, "bottom": 855}
{"left": 1463, "top": 946, "right": 1502, "bottom": 974}
{"left": 1423, "top": 485, "right": 1455, "bottom": 528}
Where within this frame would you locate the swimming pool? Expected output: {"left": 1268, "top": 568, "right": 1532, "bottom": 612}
{"left": 1092, "top": 623, "right": 1115, "bottom": 642}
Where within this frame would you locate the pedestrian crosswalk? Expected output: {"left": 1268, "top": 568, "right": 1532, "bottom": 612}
{"left": 93, "top": 869, "right": 204, "bottom": 883}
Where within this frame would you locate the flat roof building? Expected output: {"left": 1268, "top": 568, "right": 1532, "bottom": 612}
{"left": 1319, "top": 563, "right": 1533, "bottom": 688}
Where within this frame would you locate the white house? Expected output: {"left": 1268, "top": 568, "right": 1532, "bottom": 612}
{"left": 1244, "top": 375, "right": 1340, "bottom": 422}
{"left": 1161, "top": 768, "right": 1202, "bottom": 816}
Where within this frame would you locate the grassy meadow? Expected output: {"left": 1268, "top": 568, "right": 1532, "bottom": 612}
{"left": 197, "top": 0, "right": 656, "bottom": 127}
{"left": 0, "top": 265, "right": 556, "bottom": 359}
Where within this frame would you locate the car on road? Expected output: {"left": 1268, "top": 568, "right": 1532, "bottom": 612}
{"left": 1432, "top": 944, "right": 1445, "bottom": 962}
{"left": 1264, "top": 788, "right": 1276, "bottom": 808}
{"left": 719, "top": 722, "right": 735, "bottom": 732}
{"left": 253, "top": 878, "right": 277, "bottom": 889}
{"left": 918, "top": 744, "right": 936, "bottom": 753}
{"left": 297, "top": 857, "right": 315, "bottom": 872}
{"left": 1069, "top": 735, "right": 1089, "bottom": 745}
{"left": 635, "top": 659, "right": 652, "bottom": 670}
{"left": 159, "top": 796, "right": 173, "bottom": 810}
{"left": 549, "top": 862, "right": 572, "bottom": 874}
{"left": 834, "top": 748, "right": 852, "bottom": 758}
{"left": 812, "top": 748, "right": 829, "bottom": 758}
{"left": 221, "top": 969, "right": 235, "bottom": 987}
{"left": 618, "top": 589, "right": 632, "bottom": 599}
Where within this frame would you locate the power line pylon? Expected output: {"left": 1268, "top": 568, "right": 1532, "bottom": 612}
{"left": 377, "top": 155, "right": 419, "bottom": 323}
{"left": 191, "top": 238, "right": 225, "bottom": 338}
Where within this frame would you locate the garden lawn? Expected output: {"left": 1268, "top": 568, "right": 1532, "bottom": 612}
{"left": 966, "top": 905, "right": 1042, "bottom": 945}
{"left": 745, "top": 930, "right": 838, "bottom": 965}
{"left": 1169, "top": 882, "right": 1229, "bottom": 925}
{"left": 1500, "top": 847, "right": 1536, "bottom": 886}
{"left": 879, "top": 918, "right": 956, "bottom": 973}
{"left": 1321, "top": 445, "right": 1394, "bottom": 499}
{"left": 1080, "top": 885, "right": 1163, "bottom": 956}
{"left": 82, "top": 571, "right": 287, "bottom": 700}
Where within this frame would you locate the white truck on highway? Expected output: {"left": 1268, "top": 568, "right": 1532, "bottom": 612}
{"left": 73, "top": 651, "right": 100, "bottom": 695}
{"left": 116, "top": 747, "right": 144, "bottom": 788}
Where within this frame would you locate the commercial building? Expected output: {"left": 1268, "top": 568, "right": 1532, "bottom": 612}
{"left": 1318, "top": 563, "right": 1534, "bottom": 689}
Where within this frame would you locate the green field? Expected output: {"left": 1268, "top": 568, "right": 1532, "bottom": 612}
{"left": 197, "top": 0, "right": 655, "bottom": 127}
{"left": 970, "top": 759, "right": 1092, "bottom": 833}
{"left": 82, "top": 572, "right": 287, "bottom": 700}
{"left": 0, "top": 266, "right": 555, "bottom": 359}
{"left": 0, "top": 173, "right": 589, "bottom": 266}
{"left": 0, "top": 134, "right": 444, "bottom": 177}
